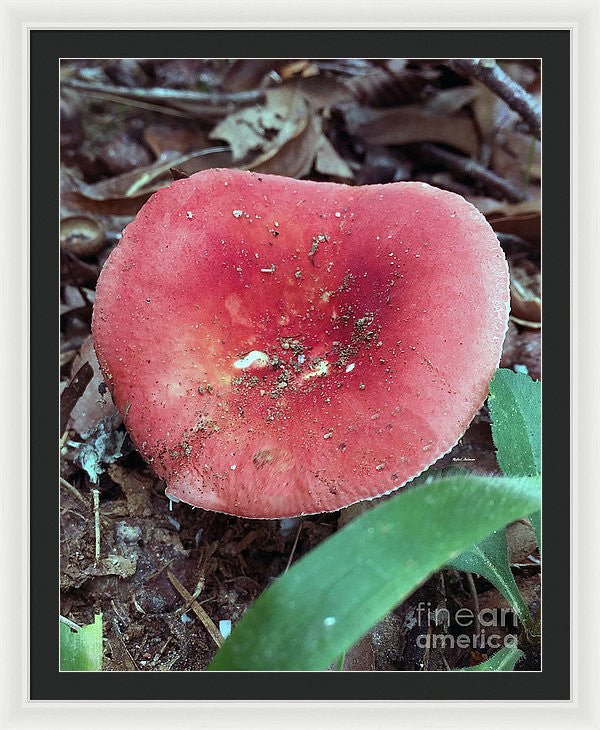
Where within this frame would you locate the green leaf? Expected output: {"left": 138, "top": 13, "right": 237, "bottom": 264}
{"left": 460, "top": 644, "right": 523, "bottom": 671}
{"left": 59, "top": 613, "right": 103, "bottom": 671}
{"left": 208, "top": 474, "right": 540, "bottom": 671}
{"left": 530, "top": 510, "right": 541, "bottom": 553}
{"left": 488, "top": 368, "right": 541, "bottom": 477}
{"left": 448, "top": 528, "right": 532, "bottom": 628}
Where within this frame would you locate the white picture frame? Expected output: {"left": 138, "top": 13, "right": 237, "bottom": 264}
{"left": 1, "top": 1, "right": 598, "bottom": 727}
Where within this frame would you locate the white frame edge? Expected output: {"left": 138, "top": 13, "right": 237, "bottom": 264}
{"left": 0, "top": 1, "right": 598, "bottom": 728}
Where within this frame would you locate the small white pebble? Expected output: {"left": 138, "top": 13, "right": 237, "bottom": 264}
{"left": 230, "top": 464, "right": 237, "bottom": 471}
{"left": 335, "top": 211, "right": 341, "bottom": 218}
{"left": 186, "top": 211, "right": 193, "bottom": 219}
{"left": 232, "top": 209, "right": 243, "bottom": 218}
{"left": 345, "top": 363, "right": 355, "bottom": 373}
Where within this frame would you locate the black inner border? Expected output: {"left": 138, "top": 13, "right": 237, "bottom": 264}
{"left": 33, "top": 29, "right": 570, "bottom": 701}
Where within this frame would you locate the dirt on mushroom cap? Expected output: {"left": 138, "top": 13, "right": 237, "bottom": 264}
{"left": 92, "top": 169, "right": 509, "bottom": 518}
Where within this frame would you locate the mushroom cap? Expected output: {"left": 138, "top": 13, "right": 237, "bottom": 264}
{"left": 92, "top": 169, "right": 509, "bottom": 518}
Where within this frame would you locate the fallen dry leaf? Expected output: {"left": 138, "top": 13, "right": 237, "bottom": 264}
{"left": 509, "top": 257, "right": 541, "bottom": 326}
{"left": 210, "top": 87, "right": 309, "bottom": 161}
{"left": 60, "top": 361, "right": 93, "bottom": 435}
{"left": 472, "top": 80, "right": 516, "bottom": 143}
{"left": 286, "top": 75, "right": 354, "bottom": 115}
{"left": 343, "top": 104, "right": 479, "bottom": 156}
{"left": 425, "top": 85, "right": 478, "bottom": 115}
{"left": 486, "top": 200, "right": 541, "bottom": 245}
{"left": 63, "top": 148, "right": 234, "bottom": 216}
{"left": 69, "top": 336, "right": 121, "bottom": 437}
{"left": 107, "top": 463, "right": 154, "bottom": 518}
{"left": 60, "top": 216, "right": 105, "bottom": 257}
{"left": 314, "top": 135, "right": 354, "bottom": 180}
{"left": 221, "top": 59, "right": 287, "bottom": 92}
{"left": 492, "top": 130, "right": 540, "bottom": 188}
{"left": 279, "top": 60, "right": 319, "bottom": 81}
{"left": 507, "top": 521, "right": 538, "bottom": 565}
{"left": 345, "top": 63, "right": 428, "bottom": 108}
{"left": 249, "top": 112, "right": 321, "bottom": 179}
{"left": 144, "top": 124, "right": 209, "bottom": 158}
{"left": 510, "top": 282, "right": 541, "bottom": 325}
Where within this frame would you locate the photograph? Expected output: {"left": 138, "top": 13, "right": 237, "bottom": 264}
{"left": 58, "top": 56, "right": 542, "bottom": 674}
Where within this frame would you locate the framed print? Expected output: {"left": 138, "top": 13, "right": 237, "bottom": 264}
{"left": 1, "top": 3, "right": 598, "bottom": 728}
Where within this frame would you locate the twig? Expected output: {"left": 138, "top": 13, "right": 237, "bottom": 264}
{"left": 92, "top": 488, "right": 101, "bottom": 563}
{"left": 451, "top": 58, "right": 541, "bottom": 140}
{"left": 284, "top": 522, "right": 303, "bottom": 573}
{"left": 59, "top": 429, "right": 69, "bottom": 450}
{"left": 124, "top": 147, "right": 228, "bottom": 197}
{"left": 466, "top": 572, "right": 480, "bottom": 637}
{"left": 111, "top": 617, "right": 138, "bottom": 670}
{"left": 59, "top": 476, "right": 88, "bottom": 508}
{"left": 167, "top": 570, "right": 223, "bottom": 648}
{"left": 67, "top": 89, "right": 193, "bottom": 118}
{"left": 421, "top": 143, "right": 526, "bottom": 203}
{"left": 156, "top": 635, "right": 173, "bottom": 662}
{"left": 422, "top": 624, "right": 433, "bottom": 671}
{"left": 63, "top": 78, "right": 264, "bottom": 109}
{"left": 59, "top": 615, "right": 81, "bottom": 632}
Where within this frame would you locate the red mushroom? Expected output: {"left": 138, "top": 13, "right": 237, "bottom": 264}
{"left": 92, "top": 169, "right": 509, "bottom": 518}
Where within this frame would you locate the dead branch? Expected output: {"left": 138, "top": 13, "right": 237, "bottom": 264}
{"left": 63, "top": 78, "right": 264, "bottom": 110}
{"left": 450, "top": 59, "right": 541, "bottom": 140}
{"left": 421, "top": 143, "right": 526, "bottom": 203}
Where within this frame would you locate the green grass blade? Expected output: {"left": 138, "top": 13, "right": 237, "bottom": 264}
{"left": 530, "top": 510, "right": 541, "bottom": 553}
{"left": 449, "top": 528, "right": 532, "bottom": 628}
{"left": 460, "top": 644, "right": 524, "bottom": 671}
{"left": 59, "top": 613, "right": 103, "bottom": 671}
{"left": 208, "top": 474, "right": 540, "bottom": 671}
{"left": 488, "top": 368, "right": 541, "bottom": 477}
